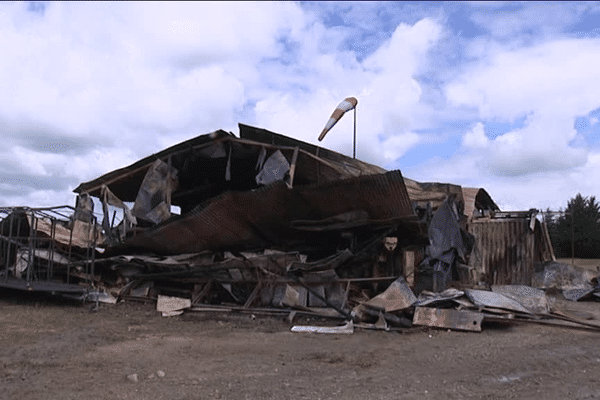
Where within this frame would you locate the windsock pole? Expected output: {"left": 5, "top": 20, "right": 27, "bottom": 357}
{"left": 353, "top": 106, "right": 356, "bottom": 159}
{"left": 318, "top": 97, "right": 358, "bottom": 158}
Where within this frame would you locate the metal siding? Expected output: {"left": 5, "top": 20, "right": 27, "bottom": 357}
{"left": 467, "top": 219, "right": 536, "bottom": 286}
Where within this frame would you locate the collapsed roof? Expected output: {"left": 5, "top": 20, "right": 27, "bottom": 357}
{"left": 75, "top": 123, "right": 498, "bottom": 225}
{"left": 75, "top": 124, "right": 426, "bottom": 256}
{"left": 74, "top": 124, "right": 386, "bottom": 215}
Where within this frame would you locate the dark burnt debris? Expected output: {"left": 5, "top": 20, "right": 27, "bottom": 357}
{"left": 1, "top": 124, "right": 598, "bottom": 332}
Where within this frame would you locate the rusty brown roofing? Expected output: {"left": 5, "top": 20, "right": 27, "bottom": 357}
{"left": 403, "top": 177, "right": 465, "bottom": 212}
{"left": 110, "top": 170, "right": 417, "bottom": 255}
{"left": 462, "top": 187, "right": 500, "bottom": 218}
{"left": 74, "top": 125, "right": 387, "bottom": 211}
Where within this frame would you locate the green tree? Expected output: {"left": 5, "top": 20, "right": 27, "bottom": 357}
{"left": 548, "top": 193, "right": 600, "bottom": 258}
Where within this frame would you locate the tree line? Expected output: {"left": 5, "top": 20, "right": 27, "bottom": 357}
{"left": 546, "top": 193, "right": 600, "bottom": 259}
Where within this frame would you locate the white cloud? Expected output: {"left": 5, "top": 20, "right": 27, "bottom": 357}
{"left": 0, "top": 2, "right": 312, "bottom": 206}
{"left": 406, "top": 148, "right": 600, "bottom": 211}
{"left": 462, "top": 122, "right": 489, "bottom": 149}
{"left": 381, "top": 132, "right": 421, "bottom": 162}
{"left": 446, "top": 38, "right": 600, "bottom": 177}
{"left": 447, "top": 38, "right": 600, "bottom": 120}
{"left": 253, "top": 18, "right": 444, "bottom": 164}
{"left": 1, "top": 1, "right": 599, "bottom": 214}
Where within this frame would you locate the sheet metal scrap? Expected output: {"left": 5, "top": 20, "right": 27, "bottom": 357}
{"left": 491, "top": 285, "right": 553, "bottom": 314}
{"left": 465, "top": 289, "right": 532, "bottom": 314}
{"left": 291, "top": 320, "right": 354, "bottom": 334}
{"left": 562, "top": 288, "right": 598, "bottom": 302}
{"left": 364, "top": 276, "right": 417, "bottom": 312}
{"left": 533, "top": 261, "right": 598, "bottom": 291}
{"left": 414, "top": 288, "right": 465, "bottom": 307}
{"left": 413, "top": 307, "right": 484, "bottom": 332}
{"left": 132, "top": 159, "right": 178, "bottom": 224}
{"left": 351, "top": 277, "right": 415, "bottom": 328}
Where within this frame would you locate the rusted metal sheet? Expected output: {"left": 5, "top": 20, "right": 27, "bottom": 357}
{"left": 467, "top": 218, "right": 538, "bottom": 285}
{"left": 413, "top": 307, "right": 483, "bottom": 332}
{"left": 462, "top": 187, "right": 500, "bottom": 219}
{"left": 364, "top": 276, "right": 417, "bottom": 312}
{"left": 403, "top": 178, "right": 464, "bottom": 213}
{"left": 113, "top": 170, "right": 415, "bottom": 255}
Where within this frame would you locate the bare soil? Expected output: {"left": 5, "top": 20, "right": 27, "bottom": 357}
{"left": 1, "top": 289, "right": 600, "bottom": 400}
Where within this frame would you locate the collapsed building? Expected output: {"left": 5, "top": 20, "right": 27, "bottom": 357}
{"left": 1, "top": 124, "right": 584, "bottom": 332}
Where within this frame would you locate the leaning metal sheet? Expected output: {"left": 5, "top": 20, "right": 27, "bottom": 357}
{"left": 115, "top": 170, "right": 413, "bottom": 255}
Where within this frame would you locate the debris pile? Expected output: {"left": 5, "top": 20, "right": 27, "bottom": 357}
{"left": 1, "top": 124, "right": 598, "bottom": 333}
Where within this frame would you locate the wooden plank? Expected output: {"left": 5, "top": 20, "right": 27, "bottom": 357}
{"left": 527, "top": 224, "right": 535, "bottom": 284}
{"left": 541, "top": 221, "right": 556, "bottom": 261}
{"left": 413, "top": 307, "right": 483, "bottom": 332}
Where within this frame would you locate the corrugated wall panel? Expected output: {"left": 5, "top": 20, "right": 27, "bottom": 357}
{"left": 467, "top": 219, "right": 536, "bottom": 286}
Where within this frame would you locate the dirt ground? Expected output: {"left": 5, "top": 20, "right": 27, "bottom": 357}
{"left": 1, "top": 289, "right": 600, "bottom": 400}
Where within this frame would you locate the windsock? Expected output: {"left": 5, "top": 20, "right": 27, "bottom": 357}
{"left": 318, "top": 97, "right": 357, "bottom": 141}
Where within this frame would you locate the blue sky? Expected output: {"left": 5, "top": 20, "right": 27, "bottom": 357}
{"left": 1, "top": 1, "right": 600, "bottom": 210}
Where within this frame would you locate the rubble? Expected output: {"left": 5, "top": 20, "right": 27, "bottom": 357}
{"left": 1, "top": 123, "right": 599, "bottom": 335}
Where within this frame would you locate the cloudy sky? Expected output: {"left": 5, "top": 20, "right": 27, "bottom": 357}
{"left": 1, "top": 1, "right": 600, "bottom": 211}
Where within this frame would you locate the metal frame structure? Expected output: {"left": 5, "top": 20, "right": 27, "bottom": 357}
{"left": 0, "top": 206, "right": 98, "bottom": 299}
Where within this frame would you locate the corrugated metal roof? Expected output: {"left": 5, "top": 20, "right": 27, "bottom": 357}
{"left": 74, "top": 125, "right": 388, "bottom": 210}
{"left": 403, "top": 178, "right": 464, "bottom": 212}
{"left": 112, "top": 170, "right": 416, "bottom": 255}
{"left": 462, "top": 187, "right": 500, "bottom": 218}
